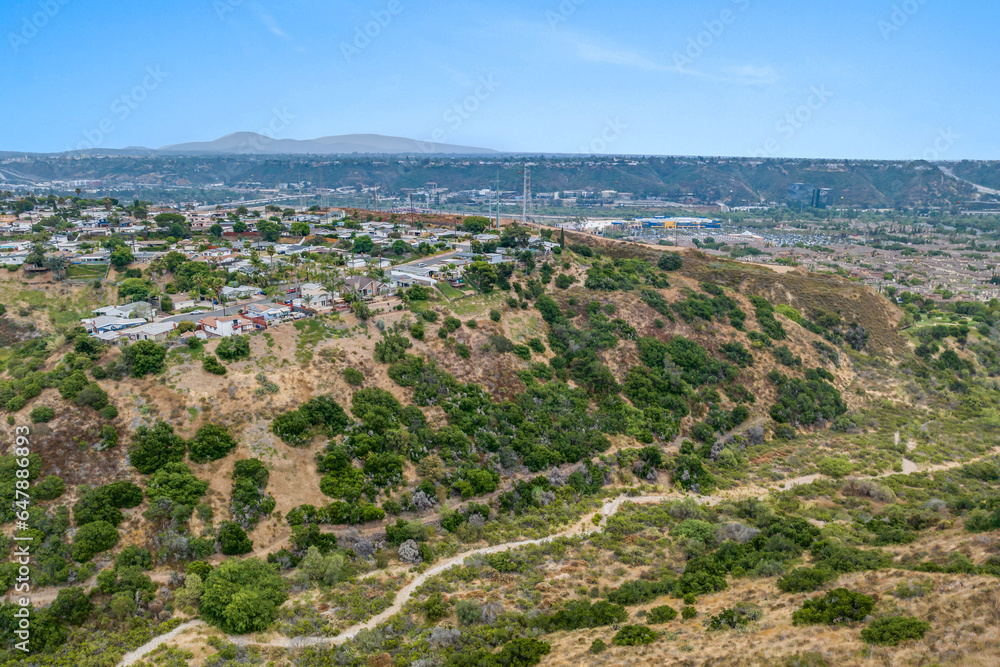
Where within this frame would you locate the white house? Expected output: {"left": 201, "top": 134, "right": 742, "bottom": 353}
{"left": 94, "top": 302, "right": 155, "bottom": 319}
{"left": 199, "top": 315, "right": 257, "bottom": 338}
{"left": 81, "top": 316, "right": 147, "bottom": 335}
{"left": 243, "top": 303, "right": 291, "bottom": 321}
{"left": 127, "top": 321, "right": 178, "bottom": 342}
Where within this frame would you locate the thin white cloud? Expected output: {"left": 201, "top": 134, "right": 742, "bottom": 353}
{"left": 558, "top": 31, "right": 777, "bottom": 86}
{"left": 721, "top": 64, "right": 779, "bottom": 85}
{"left": 573, "top": 40, "right": 672, "bottom": 72}
{"left": 260, "top": 14, "right": 289, "bottom": 39}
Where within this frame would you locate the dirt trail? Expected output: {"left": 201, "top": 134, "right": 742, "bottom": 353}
{"left": 117, "top": 445, "right": 1000, "bottom": 664}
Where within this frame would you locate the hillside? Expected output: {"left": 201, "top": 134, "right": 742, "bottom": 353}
{"left": 0, "top": 229, "right": 998, "bottom": 667}
{"left": 5, "top": 154, "right": 999, "bottom": 208}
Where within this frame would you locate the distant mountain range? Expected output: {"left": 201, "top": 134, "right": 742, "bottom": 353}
{"left": 155, "top": 132, "right": 497, "bottom": 156}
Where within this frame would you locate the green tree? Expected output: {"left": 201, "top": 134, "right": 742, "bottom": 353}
{"left": 209, "top": 223, "right": 224, "bottom": 238}
{"left": 199, "top": 558, "right": 288, "bottom": 634}
{"left": 72, "top": 520, "right": 120, "bottom": 562}
{"left": 256, "top": 220, "right": 281, "bottom": 242}
{"left": 110, "top": 246, "right": 136, "bottom": 269}
{"left": 218, "top": 521, "right": 253, "bottom": 555}
{"left": 461, "top": 216, "right": 490, "bottom": 233}
{"left": 190, "top": 424, "right": 238, "bottom": 463}
{"left": 129, "top": 421, "right": 187, "bottom": 474}
{"left": 352, "top": 235, "right": 375, "bottom": 254}
{"left": 145, "top": 462, "right": 209, "bottom": 507}
{"left": 121, "top": 340, "right": 167, "bottom": 377}
{"left": 117, "top": 278, "right": 154, "bottom": 302}
{"left": 49, "top": 587, "right": 93, "bottom": 626}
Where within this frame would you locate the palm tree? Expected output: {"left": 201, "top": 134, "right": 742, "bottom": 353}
{"left": 265, "top": 246, "right": 277, "bottom": 286}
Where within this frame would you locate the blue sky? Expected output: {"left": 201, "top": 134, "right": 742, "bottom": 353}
{"left": 3, "top": 0, "right": 996, "bottom": 158}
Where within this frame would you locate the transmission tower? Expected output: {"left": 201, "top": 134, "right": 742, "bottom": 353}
{"left": 521, "top": 167, "right": 531, "bottom": 226}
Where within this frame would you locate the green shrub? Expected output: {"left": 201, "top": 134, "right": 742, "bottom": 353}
{"left": 777, "top": 567, "right": 836, "bottom": 593}
{"left": 607, "top": 578, "right": 673, "bottom": 605}
{"left": 490, "top": 309, "right": 502, "bottom": 322}
{"left": 200, "top": 558, "right": 288, "bottom": 634}
{"left": 189, "top": 424, "right": 238, "bottom": 463}
{"left": 818, "top": 457, "right": 854, "bottom": 479}
{"left": 29, "top": 406, "right": 55, "bottom": 423}
{"left": 72, "top": 520, "right": 120, "bottom": 562}
{"left": 203, "top": 355, "right": 227, "bottom": 376}
{"left": 612, "top": 624, "right": 658, "bottom": 646}
{"left": 216, "top": 335, "right": 251, "bottom": 361}
{"left": 647, "top": 604, "right": 678, "bottom": 624}
{"left": 145, "top": 462, "right": 209, "bottom": 506}
{"left": 33, "top": 475, "right": 65, "bottom": 501}
{"left": 218, "top": 521, "right": 253, "bottom": 555}
{"left": 657, "top": 253, "right": 682, "bottom": 271}
{"left": 513, "top": 345, "right": 532, "bottom": 360}
{"left": 860, "top": 616, "right": 931, "bottom": 646}
{"left": 589, "top": 638, "right": 606, "bottom": 654}
{"left": 423, "top": 592, "right": 450, "bottom": 622}
{"left": 343, "top": 367, "right": 364, "bottom": 386}
{"left": 530, "top": 600, "right": 627, "bottom": 633}
{"left": 99, "top": 405, "right": 119, "bottom": 420}
{"left": 792, "top": 588, "right": 874, "bottom": 626}
{"left": 129, "top": 421, "right": 187, "bottom": 474}
{"left": 681, "top": 605, "right": 697, "bottom": 619}
{"left": 116, "top": 545, "right": 153, "bottom": 570}
{"left": 706, "top": 605, "right": 762, "bottom": 631}
{"left": 50, "top": 587, "right": 93, "bottom": 626}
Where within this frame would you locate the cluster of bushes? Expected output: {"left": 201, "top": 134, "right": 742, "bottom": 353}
{"left": 286, "top": 502, "right": 385, "bottom": 526}
{"left": 271, "top": 394, "right": 349, "bottom": 446}
{"left": 768, "top": 369, "right": 847, "bottom": 426}
{"left": 706, "top": 605, "right": 762, "bottom": 631}
{"left": 673, "top": 290, "right": 745, "bottom": 330}
{"left": 584, "top": 259, "right": 665, "bottom": 291}
{"left": 0, "top": 349, "right": 117, "bottom": 419}
{"left": 73, "top": 480, "right": 143, "bottom": 527}
{"left": 791, "top": 588, "right": 874, "bottom": 625}
{"left": 749, "top": 296, "right": 787, "bottom": 341}
{"left": 202, "top": 355, "right": 227, "bottom": 375}
{"left": 529, "top": 600, "right": 627, "bottom": 633}
{"left": 612, "top": 624, "right": 658, "bottom": 646}
{"left": 860, "top": 616, "right": 931, "bottom": 646}
{"left": 215, "top": 335, "right": 251, "bottom": 361}
{"left": 231, "top": 459, "right": 275, "bottom": 528}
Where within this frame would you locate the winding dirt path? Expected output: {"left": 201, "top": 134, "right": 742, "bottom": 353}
{"left": 117, "top": 445, "right": 1000, "bottom": 664}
